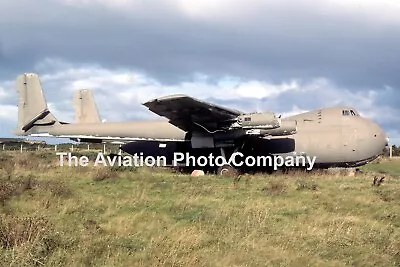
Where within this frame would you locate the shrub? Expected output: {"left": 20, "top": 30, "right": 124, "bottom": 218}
{"left": 0, "top": 175, "right": 36, "bottom": 205}
{"left": 0, "top": 215, "right": 60, "bottom": 266}
{"left": 37, "top": 180, "right": 72, "bottom": 198}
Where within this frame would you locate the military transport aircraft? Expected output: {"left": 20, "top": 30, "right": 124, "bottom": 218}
{"left": 13, "top": 73, "right": 389, "bottom": 175}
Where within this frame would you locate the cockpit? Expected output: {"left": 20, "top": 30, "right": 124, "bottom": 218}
{"left": 342, "top": 109, "right": 359, "bottom": 117}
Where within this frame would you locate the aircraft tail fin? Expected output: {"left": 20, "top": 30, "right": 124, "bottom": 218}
{"left": 73, "top": 89, "right": 102, "bottom": 123}
{"left": 14, "top": 73, "right": 60, "bottom": 135}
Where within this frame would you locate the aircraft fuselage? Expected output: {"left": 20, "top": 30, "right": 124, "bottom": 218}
{"left": 42, "top": 106, "right": 388, "bottom": 170}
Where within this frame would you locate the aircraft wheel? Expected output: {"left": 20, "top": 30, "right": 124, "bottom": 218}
{"left": 217, "top": 164, "right": 238, "bottom": 177}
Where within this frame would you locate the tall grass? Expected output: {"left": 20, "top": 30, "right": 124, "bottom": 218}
{"left": 0, "top": 152, "right": 399, "bottom": 266}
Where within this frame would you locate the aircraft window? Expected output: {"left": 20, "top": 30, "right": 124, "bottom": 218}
{"left": 350, "top": 109, "right": 359, "bottom": 116}
{"left": 244, "top": 117, "right": 251, "bottom": 122}
{"left": 343, "top": 109, "right": 359, "bottom": 116}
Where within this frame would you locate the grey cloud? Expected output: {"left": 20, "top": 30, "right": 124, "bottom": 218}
{"left": 372, "top": 87, "right": 400, "bottom": 108}
{"left": 0, "top": 0, "right": 400, "bottom": 89}
{"left": 0, "top": 1, "right": 399, "bottom": 143}
{"left": 0, "top": 39, "right": 4, "bottom": 62}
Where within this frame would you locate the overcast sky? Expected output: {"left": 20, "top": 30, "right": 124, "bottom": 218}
{"left": 0, "top": 0, "right": 399, "bottom": 144}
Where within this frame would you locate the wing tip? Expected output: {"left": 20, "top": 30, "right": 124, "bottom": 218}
{"left": 142, "top": 94, "right": 189, "bottom": 106}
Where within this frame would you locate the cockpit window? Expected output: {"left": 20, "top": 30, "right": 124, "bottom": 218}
{"left": 342, "top": 109, "right": 359, "bottom": 116}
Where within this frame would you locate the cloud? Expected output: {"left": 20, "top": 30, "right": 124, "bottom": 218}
{"left": 0, "top": 104, "right": 18, "bottom": 136}
{"left": 21, "top": 59, "right": 339, "bottom": 108}
{"left": 0, "top": 86, "right": 8, "bottom": 100}
{"left": 387, "top": 131, "right": 400, "bottom": 147}
{"left": 0, "top": 105, "right": 16, "bottom": 120}
{"left": 0, "top": 39, "right": 4, "bottom": 60}
{"left": 0, "top": 79, "right": 14, "bottom": 102}
{"left": 0, "top": 0, "right": 399, "bottom": 88}
{"left": 55, "top": 0, "right": 400, "bottom": 25}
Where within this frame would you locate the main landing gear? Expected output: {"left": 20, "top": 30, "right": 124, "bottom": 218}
{"left": 217, "top": 147, "right": 240, "bottom": 177}
{"left": 217, "top": 164, "right": 239, "bottom": 177}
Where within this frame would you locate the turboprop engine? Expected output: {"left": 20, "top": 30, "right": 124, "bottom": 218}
{"left": 245, "top": 120, "right": 297, "bottom": 136}
{"left": 191, "top": 115, "right": 297, "bottom": 149}
{"left": 229, "top": 112, "right": 297, "bottom": 137}
{"left": 234, "top": 112, "right": 281, "bottom": 129}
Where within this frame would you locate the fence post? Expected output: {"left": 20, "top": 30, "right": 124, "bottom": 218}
{"left": 55, "top": 144, "right": 57, "bottom": 151}
{"left": 20, "top": 144, "right": 23, "bottom": 153}
{"left": 103, "top": 143, "right": 106, "bottom": 154}
{"left": 2, "top": 144, "right": 4, "bottom": 151}
{"left": 389, "top": 145, "right": 393, "bottom": 158}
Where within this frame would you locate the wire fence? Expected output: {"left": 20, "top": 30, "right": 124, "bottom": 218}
{"left": 0, "top": 142, "right": 123, "bottom": 155}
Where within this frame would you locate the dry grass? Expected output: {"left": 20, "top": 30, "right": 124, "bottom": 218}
{"left": 0, "top": 176, "right": 35, "bottom": 205}
{"left": 261, "top": 180, "right": 288, "bottom": 195}
{"left": 91, "top": 167, "right": 119, "bottom": 181}
{"left": 0, "top": 215, "right": 60, "bottom": 266}
{"left": 0, "top": 151, "right": 399, "bottom": 266}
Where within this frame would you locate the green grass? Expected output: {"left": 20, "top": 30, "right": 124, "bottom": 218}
{"left": 0, "top": 152, "right": 399, "bottom": 266}
{"left": 361, "top": 157, "right": 400, "bottom": 178}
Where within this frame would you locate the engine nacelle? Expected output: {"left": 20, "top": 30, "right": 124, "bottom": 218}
{"left": 245, "top": 120, "right": 297, "bottom": 136}
{"left": 236, "top": 112, "right": 281, "bottom": 129}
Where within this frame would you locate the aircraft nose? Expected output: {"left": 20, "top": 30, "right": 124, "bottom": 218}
{"left": 371, "top": 123, "right": 388, "bottom": 149}
{"left": 356, "top": 118, "right": 388, "bottom": 162}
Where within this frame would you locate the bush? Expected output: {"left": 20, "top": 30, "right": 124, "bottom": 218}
{"left": 0, "top": 215, "right": 59, "bottom": 266}
{"left": 0, "top": 181, "right": 17, "bottom": 205}
{"left": 0, "top": 176, "right": 36, "bottom": 205}
{"left": 37, "top": 180, "right": 72, "bottom": 198}
{"left": 0, "top": 158, "right": 14, "bottom": 180}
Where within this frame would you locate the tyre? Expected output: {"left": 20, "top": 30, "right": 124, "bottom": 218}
{"left": 217, "top": 164, "right": 239, "bottom": 177}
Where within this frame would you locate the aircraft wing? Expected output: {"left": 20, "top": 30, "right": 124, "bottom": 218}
{"left": 143, "top": 94, "right": 243, "bottom": 133}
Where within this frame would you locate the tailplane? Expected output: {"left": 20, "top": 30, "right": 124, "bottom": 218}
{"left": 14, "top": 73, "right": 60, "bottom": 135}
{"left": 73, "top": 89, "right": 102, "bottom": 123}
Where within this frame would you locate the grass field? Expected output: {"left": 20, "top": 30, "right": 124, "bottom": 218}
{"left": 0, "top": 152, "right": 399, "bottom": 266}
{"left": 360, "top": 157, "right": 400, "bottom": 178}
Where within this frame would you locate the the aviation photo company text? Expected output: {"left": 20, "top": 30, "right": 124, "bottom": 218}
{"left": 56, "top": 152, "right": 318, "bottom": 171}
